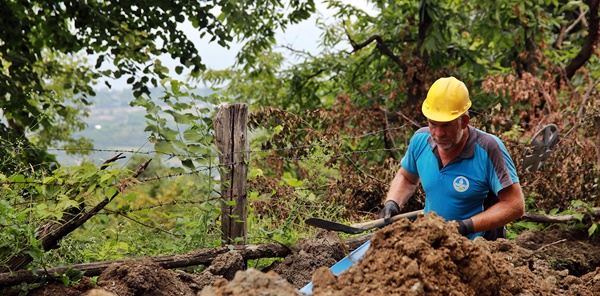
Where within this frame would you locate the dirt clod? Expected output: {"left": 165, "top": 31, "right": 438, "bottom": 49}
{"left": 205, "top": 250, "right": 246, "bottom": 280}
{"left": 266, "top": 230, "right": 346, "bottom": 288}
{"left": 199, "top": 268, "right": 303, "bottom": 296}
{"left": 97, "top": 258, "right": 195, "bottom": 296}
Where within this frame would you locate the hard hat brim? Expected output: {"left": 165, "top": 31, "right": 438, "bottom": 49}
{"left": 422, "top": 101, "right": 471, "bottom": 122}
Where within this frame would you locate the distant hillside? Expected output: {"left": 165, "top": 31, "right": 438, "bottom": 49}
{"left": 55, "top": 87, "right": 214, "bottom": 165}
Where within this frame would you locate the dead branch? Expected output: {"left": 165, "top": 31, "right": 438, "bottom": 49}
{"left": 575, "top": 76, "right": 600, "bottom": 120}
{"left": 0, "top": 234, "right": 372, "bottom": 287}
{"left": 0, "top": 241, "right": 289, "bottom": 287}
{"left": 346, "top": 31, "right": 407, "bottom": 73}
{"left": 100, "top": 153, "right": 126, "bottom": 169}
{"left": 535, "top": 239, "right": 567, "bottom": 252}
{"left": 520, "top": 207, "right": 600, "bottom": 224}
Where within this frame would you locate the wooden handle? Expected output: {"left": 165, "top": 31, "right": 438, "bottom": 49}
{"left": 351, "top": 209, "right": 423, "bottom": 230}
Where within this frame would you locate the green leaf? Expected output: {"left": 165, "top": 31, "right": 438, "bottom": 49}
{"left": 183, "top": 128, "right": 203, "bottom": 142}
{"left": 588, "top": 223, "right": 598, "bottom": 237}
{"left": 572, "top": 213, "right": 584, "bottom": 222}
{"left": 100, "top": 173, "right": 114, "bottom": 183}
{"left": 106, "top": 186, "right": 118, "bottom": 199}
{"left": 182, "top": 159, "right": 195, "bottom": 170}
{"left": 155, "top": 141, "right": 176, "bottom": 155}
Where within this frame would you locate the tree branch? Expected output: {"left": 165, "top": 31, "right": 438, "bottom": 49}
{"left": 563, "top": 0, "right": 600, "bottom": 80}
{"left": 346, "top": 30, "right": 407, "bottom": 73}
{"left": 554, "top": 7, "right": 589, "bottom": 49}
{"left": 520, "top": 207, "right": 600, "bottom": 224}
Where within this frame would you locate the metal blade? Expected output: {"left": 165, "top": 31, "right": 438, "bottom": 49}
{"left": 305, "top": 210, "right": 423, "bottom": 234}
{"left": 304, "top": 218, "right": 385, "bottom": 234}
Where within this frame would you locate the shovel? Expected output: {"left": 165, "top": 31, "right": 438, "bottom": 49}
{"left": 305, "top": 209, "right": 423, "bottom": 234}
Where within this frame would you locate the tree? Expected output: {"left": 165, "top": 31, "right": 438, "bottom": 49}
{"left": 201, "top": 0, "right": 599, "bottom": 109}
{"left": 195, "top": 0, "right": 600, "bottom": 215}
{"left": 0, "top": 0, "right": 316, "bottom": 173}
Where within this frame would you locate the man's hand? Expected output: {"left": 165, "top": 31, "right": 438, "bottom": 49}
{"left": 379, "top": 200, "right": 400, "bottom": 220}
{"left": 456, "top": 218, "right": 474, "bottom": 236}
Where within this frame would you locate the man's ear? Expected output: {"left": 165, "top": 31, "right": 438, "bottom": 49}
{"left": 461, "top": 113, "right": 470, "bottom": 128}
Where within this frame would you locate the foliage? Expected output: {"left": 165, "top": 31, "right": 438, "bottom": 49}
{"left": 506, "top": 199, "right": 600, "bottom": 240}
{"left": 568, "top": 200, "right": 600, "bottom": 237}
{"left": 45, "top": 82, "right": 234, "bottom": 263}
{"left": 196, "top": 0, "right": 600, "bottom": 221}
{"left": 0, "top": 161, "right": 131, "bottom": 271}
{"left": 0, "top": 52, "right": 95, "bottom": 175}
{"left": 0, "top": 0, "right": 316, "bottom": 172}
{"left": 3, "top": 0, "right": 600, "bottom": 284}
{"left": 131, "top": 79, "right": 222, "bottom": 171}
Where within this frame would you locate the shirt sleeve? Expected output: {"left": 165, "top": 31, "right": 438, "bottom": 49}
{"left": 488, "top": 136, "right": 519, "bottom": 195}
{"left": 401, "top": 131, "right": 427, "bottom": 175}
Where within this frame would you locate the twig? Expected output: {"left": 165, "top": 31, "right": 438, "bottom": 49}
{"left": 102, "top": 209, "right": 180, "bottom": 237}
{"left": 333, "top": 233, "right": 355, "bottom": 264}
{"left": 345, "top": 29, "right": 407, "bottom": 73}
{"left": 100, "top": 153, "right": 126, "bottom": 170}
{"left": 535, "top": 238, "right": 566, "bottom": 252}
{"left": 396, "top": 111, "right": 422, "bottom": 128}
{"left": 343, "top": 155, "right": 386, "bottom": 185}
{"left": 576, "top": 76, "right": 600, "bottom": 120}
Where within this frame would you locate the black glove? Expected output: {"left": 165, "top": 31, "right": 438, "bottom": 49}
{"left": 456, "top": 218, "right": 474, "bottom": 236}
{"left": 379, "top": 200, "right": 400, "bottom": 220}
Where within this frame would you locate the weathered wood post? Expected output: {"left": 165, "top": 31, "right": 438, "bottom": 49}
{"left": 213, "top": 103, "right": 249, "bottom": 245}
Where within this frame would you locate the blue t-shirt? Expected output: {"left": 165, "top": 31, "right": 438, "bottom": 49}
{"left": 401, "top": 126, "right": 519, "bottom": 239}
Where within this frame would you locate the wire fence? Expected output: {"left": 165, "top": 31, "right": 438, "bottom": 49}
{"left": 0, "top": 123, "right": 597, "bottom": 187}
{"left": 1, "top": 113, "right": 598, "bottom": 266}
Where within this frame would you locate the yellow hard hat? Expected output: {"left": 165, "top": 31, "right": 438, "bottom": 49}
{"left": 421, "top": 77, "right": 471, "bottom": 122}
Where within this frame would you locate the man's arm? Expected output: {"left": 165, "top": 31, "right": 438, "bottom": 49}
{"left": 385, "top": 167, "right": 420, "bottom": 209}
{"left": 470, "top": 183, "right": 525, "bottom": 233}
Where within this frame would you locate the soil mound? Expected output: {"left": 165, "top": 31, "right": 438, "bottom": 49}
{"left": 97, "top": 258, "right": 196, "bottom": 296}
{"left": 16, "top": 213, "right": 600, "bottom": 296}
{"left": 312, "top": 213, "right": 516, "bottom": 295}
{"left": 200, "top": 269, "right": 302, "bottom": 296}
{"left": 307, "top": 213, "right": 600, "bottom": 296}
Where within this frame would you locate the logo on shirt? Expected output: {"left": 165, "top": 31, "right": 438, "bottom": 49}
{"left": 453, "top": 176, "right": 469, "bottom": 192}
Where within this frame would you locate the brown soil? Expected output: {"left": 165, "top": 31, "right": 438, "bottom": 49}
{"left": 15, "top": 213, "right": 600, "bottom": 295}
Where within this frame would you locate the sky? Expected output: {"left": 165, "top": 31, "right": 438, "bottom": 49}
{"left": 101, "top": 1, "right": 375, "bottom": 90}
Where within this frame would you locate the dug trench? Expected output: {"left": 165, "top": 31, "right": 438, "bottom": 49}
{"left": 10, "top": 213, "right": 600, "bottom": 295}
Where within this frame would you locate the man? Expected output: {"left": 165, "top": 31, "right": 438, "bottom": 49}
{"left": 380, "top": 77, "right": 525, "bottom": 240}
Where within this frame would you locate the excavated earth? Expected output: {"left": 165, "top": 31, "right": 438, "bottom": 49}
{"left": 14, "top": 213, "right": 600, "bottom": 295}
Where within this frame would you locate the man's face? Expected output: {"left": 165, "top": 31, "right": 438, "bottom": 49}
{"left": 428, "top": 116, "right": 464, "bottom": 151}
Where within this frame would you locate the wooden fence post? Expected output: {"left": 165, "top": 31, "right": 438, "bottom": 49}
{"left": 213, "top": 103, "right": 249, "bottom": 245}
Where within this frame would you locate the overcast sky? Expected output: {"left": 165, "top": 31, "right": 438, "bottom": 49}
{"left": 100, "top": 1, "right": 375, "bottom": 90}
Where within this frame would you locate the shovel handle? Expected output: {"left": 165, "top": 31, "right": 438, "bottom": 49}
{"left": 351, "top": 209, "right": 423, "bottom": 230}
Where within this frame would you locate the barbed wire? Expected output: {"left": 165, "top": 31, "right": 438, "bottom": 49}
{"left": 0, "top": 141, "right": 596, "bottom": 190}
{"left": 102, "top": 208, "right": 181, "bottom": 237}
{"left": 0, "top": 130, "right": 597, "bottom": 163}
{"left": 1, "top": 117, "right": 598, "bottom": 220}
{"left": 3, "top": 104, "right": 598, "bottom": 261}
{"left": 107, "top": 198, "right": 220, "bottom": 214}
